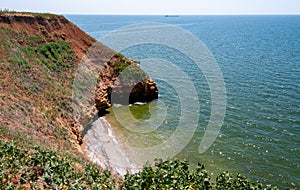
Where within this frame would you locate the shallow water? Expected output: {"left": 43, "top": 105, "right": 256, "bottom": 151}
{"left": 67, "top": 15, "right": 300, "bottom": 188}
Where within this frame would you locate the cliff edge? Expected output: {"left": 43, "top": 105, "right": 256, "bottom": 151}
{"left": 0, "top": 12, "right": 158, "bottom": 155}
{"left": 0, "top": 12, "right": 95, "bottom": 59}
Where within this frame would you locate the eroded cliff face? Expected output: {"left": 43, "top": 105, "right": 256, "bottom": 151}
{"left": 0, "top": 13, "right": 158, "bottom": 153}
{"left": 0, "top": 13, "right": 95, "bottom": 60}
{"left": 95, "top": 54, "right": 158, "bottom": 113}
{"left": 0, "top": 13, "right": 97, "bottom": 152}
{"left": 72, "top": 46, "right": 158, "bottom": 129}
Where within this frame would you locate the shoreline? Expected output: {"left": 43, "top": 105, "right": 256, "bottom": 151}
{"left": 83, "top": 116, "right": 139, "bottom": 176}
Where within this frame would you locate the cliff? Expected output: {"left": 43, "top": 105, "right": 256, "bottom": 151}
{"left": 95, "top": 53, "right": 158, "bottom": 112}
{"left": 0, "top": 12, "right": 95, "bottom": 59}
{"left": 0, "top": 12, "right": 158, "bottom": 155}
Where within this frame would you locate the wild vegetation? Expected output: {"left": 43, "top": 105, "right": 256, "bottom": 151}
{"left": 1, "top": 140, "right": 281, "bottom": 189}
{"left": 112, "top": 53, "right": 147, "bottom": 84}
{"left": 0, "top": 9, "right": 60, "bottom": 18}
{"left": 0, "top": 26, "right": 78, "bottom": 151}
{"left": 0, "top": 140, "right": 115, "bottom": 189}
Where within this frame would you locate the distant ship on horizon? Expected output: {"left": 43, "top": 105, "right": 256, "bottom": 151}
{"left": 164, "top": 15, "right": 179, "bottom": 17}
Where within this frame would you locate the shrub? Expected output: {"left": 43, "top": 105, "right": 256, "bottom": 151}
{"left": 121, "top": 159, "right": 211, "bottom": 190}
{"left": 0, "top": 141, "right": 115, "bottom": 189}
{"left": 0, "top": 140, "right": 284, "bottom": 189}
{"left": 7, "top": 51, "right": 32, "bottom": 70}
{"left": 215, "top": 171, "right": 279, "bottom": 190}
{"left": 23, "top": 40, "right": 76, "bottom": 72}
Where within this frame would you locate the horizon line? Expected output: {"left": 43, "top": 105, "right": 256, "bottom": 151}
{"left": 62, "top": 13, "right": 300, "bottom": 16}
{"left": 3, "top": 10, "right": 299, "bottom": 16}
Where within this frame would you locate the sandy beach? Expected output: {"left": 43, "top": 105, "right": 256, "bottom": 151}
{"left": 83, "top": 116, "right": 138, "bottom": 176}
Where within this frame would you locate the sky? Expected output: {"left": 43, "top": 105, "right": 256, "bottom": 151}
{"left": 1, "top": 0, "right": 300, "bottom": 15}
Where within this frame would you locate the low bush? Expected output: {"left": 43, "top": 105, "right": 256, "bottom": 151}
{"left": 121, "top": 159, "right": 211, "bottom": 189}
{"left": 0, "top": 141, "right": 283, "bottom": 189}
{"left": 0, "top": 141, "right": 115, "bottom": 189}
{"left": 23, "top": 40, "right": 76, "bottom": 72}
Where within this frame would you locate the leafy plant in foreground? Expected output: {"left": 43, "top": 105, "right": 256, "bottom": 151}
{"left": 0, "top": 141, "right": 115, "bottom": 189}
{"left": 215, "top": 171, "right": 279, "bottom": 190}
{"left": 120, "top": 159, "right": 211, "bottom": 190}
{"left": 0, "top": 140, "right": 285, "bottom": 189}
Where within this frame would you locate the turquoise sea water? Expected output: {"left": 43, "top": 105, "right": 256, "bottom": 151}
{"left": 66, "top": 15, "right": 300, "bottom": 188}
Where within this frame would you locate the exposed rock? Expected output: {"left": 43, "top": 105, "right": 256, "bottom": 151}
{"left": 95, "top": 54, "right": 158, "bottom": 113}
{"left": 129, "top": 79, "right": 158, "bottom": 104}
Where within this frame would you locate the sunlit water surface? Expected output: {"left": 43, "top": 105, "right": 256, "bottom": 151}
{"left": 67, "top": 15, "right": 300, "bottom": 188}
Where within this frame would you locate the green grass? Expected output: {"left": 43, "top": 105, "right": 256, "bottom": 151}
{"left": 23, "top": 40, "right": 76, "bottom": 72}
{"left": 0, "top": 26, "right": 78, "bottom": 145}
{"left": 7, "top": 52, "right": 32, "bottom": 70}
{"left": 111, "top": 53, "right": 147, "bottom": 84}
{"left": 113, "top": 59, "right": 131, "bottom": 77}
{"left": 0, "top": 9, "right": 61, "bottom": 18}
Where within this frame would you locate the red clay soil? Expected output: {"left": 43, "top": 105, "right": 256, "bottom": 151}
{"left": 0, "top": 13, "right": 96, "bottom": 61}
{"left": 0, "top": 13, "right": 99, "bottom": 154}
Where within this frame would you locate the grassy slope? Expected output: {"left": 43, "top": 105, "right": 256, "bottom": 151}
{"left": 0, "top": 11, "right": 61, "bottom": 18}
{"left": 0, "top": 26, "right": 77, "bottom": 150}
{"left": 0, "top": 16, "right": 116, "bottom": 189}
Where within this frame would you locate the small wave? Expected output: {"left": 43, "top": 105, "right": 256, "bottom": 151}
{"left": 112, "top": 103, "right": 123, "bottom": 108}
{"left": 134, "top": 102, "right": 147, "bottom": 105}
{"left": 84, "top": 117, "right": 139, "bottom": 176}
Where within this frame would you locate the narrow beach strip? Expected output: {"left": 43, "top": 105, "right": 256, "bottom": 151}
{"left": 84, "top": 117, "right": 138, "bottom": 176}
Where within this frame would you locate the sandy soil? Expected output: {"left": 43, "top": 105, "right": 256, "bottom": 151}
{"left": 84, "top": 117, "right": 139, "bottom": 176}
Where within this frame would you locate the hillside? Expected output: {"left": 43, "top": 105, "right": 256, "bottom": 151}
{"left": 0, "top": 12, "right": 159, "bottom": 188}
{"left": 0, "top": 12, "right": 98, "bottom": 153}
{"left": 0, "top": 12, "right": 158, "bottom": 152}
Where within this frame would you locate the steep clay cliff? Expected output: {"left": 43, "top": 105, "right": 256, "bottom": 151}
{"left": 0, "top": 13, "right": 97, "bottom": 153}
{"left": 0, "top": 12, "right": 158, "bottom": 154}
{"left": 0, "top": 12, "right": 95, "bottom": 59}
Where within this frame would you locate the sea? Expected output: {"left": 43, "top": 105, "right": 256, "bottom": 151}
{"left": 66, "top": 15, "right": 300, "bottom": 189}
